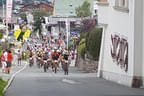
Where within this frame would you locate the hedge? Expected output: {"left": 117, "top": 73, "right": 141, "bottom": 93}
{"left": 86, "top": 28, "right": 103, "bottom": 60}
{"left": 0, "top": 78, "right": 7, "bottom": 96}
{"left": 78, "top": 38, "right": 86, "bottom": 58}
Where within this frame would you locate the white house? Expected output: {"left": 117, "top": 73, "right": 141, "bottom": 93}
{"left": 93, "top": 1, "right": 98, "bottom": 17}
{"left": 97, "top": 0, "right": 144, "bottom": 88}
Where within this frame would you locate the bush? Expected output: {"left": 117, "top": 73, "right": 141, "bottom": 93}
{"left": 79, "top": 33, "right": 87, "bottom": 41}
{"left": 86, "top": 28, "right": 103, "bottom": 60}
{"left": 0, "top": 78, "right": 7, "bottom": 96}
{"left": 0, "top": 33, "right": 3, "bottom": 39}
{"left": 78, "top": 38, "right": 86, "bottom": 59}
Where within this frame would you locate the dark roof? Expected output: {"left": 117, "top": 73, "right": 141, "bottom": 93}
{"left": 23, "top": 2, "right": 53, "bottom": 8}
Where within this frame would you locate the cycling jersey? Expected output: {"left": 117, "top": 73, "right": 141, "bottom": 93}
{"left": 63, "top": 54, "right": 69, "bottom": 60}
{"left": 52, "top": 52, "right": 59, "bottom": 60}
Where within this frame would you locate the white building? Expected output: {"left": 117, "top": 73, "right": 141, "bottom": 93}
{"left": 93, "top": 1, "right": 98, "bottom": 16}
{"left": 97, "top": 0, "right": 144, "bottom": 88}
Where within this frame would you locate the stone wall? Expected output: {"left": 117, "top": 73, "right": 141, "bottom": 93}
{"left": 76, "top": 54, "right": 98, "bottom": 73}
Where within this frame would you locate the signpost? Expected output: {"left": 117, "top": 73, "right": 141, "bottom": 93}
{"left": 6, "top": 0, "right": 13, "bottom": 37}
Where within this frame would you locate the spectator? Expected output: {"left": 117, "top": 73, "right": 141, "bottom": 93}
{"left": 4, "top": 49, "right": 8, "bottom": 63}
{"left": 1, "top": 52, "right": 6, "bottom": 73}
{"left": 6, "top": 50, "right": 13, "bottom": 74}
{"left": 18, "top": 50, "right": 22, "bottom": 66}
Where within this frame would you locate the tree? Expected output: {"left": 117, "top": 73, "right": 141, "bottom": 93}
{"left": 33, "top": 18, "right": 42, "bottom": 35}
{"left": 75, "top": 0, "right": 91, "bottom": 17}
{"left": 86, "top": 28, "right": 103, "bottom": 60}
{"left": 79, "top": 19, "right": 95, "bottom": 33}
{"left": 0, "top": 32, "right": 3, "bottom": 39}
{"left": 32, "top": 9, "right": 49, "bottom": 35}
{"left": 19, "top": 13, "right": 27, "bottom": 22}
{"left": 32, "top": 9, "right": 49, "bottom": 21}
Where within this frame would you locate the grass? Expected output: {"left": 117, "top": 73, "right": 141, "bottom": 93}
{"left": 0, "top": 77, "right": 7, "bottom": 96}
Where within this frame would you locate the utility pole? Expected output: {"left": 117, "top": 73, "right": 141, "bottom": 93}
{"left": 66, "top": 18, "right": 70, "bottom": 49}
{"left": 2, "top": 0, "right": 5, "bottom": 24}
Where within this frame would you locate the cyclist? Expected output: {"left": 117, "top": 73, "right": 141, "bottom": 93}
{"left": 37, "top": 52, "right": 42, "bottom": 68}
{"left": 29, "top": 51, "right": 34, "bottom": 67}
{"left": 51, "top": 48, "right": 60, "bottom": 73}
{"left": 43, "top": 52, "right": 49, "bottom": 72}
{"left": 61, "top": 50, "right": 70, "bottom": 75}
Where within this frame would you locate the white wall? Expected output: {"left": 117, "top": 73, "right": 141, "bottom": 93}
{"left": 93, "top": 1, "right": 98, "bottom": 16}
{"left": 142, "top": 0, "right": 144, "bottom": 78}
{"left": 98, "top": 5, "right": 109, "bottom": 24}
{"left": 133, "top": 0, "right": 143, "bottom": 77}
{"left": 98, "top": 0, "right": 135, "bottom": 86}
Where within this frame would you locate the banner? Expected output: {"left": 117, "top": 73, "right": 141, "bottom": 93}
{"left": 23, "top": 29, "right": 31, "bottom": 42}
{"left": 14, "top": 28, "right": 21, "bottom": 40}
{"left": 6, "top": 0, "right": 13, "bottom": 23}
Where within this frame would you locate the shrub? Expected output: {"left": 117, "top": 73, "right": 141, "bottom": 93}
{"left": 79, "top": 33, "right": 87, "bottom": 41}
{"left": 86, "top": 28, "right": 103, "bottom": 60}
{"left": 78, "top": 38, "right": 86, "bottom": 59}
{"left": 0, "top": 78, "right": 7, "bottom": 96}
{"left": 0, "top": 33, "right": 3, "bottom": 39}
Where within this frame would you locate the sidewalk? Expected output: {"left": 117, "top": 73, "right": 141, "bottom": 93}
{"left": 0, "top": 54, "right": 27, "bottom": 81}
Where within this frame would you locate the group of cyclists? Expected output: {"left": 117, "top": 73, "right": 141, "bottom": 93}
{"left": 26, "top": 34, "right": 75, "bottom": 75}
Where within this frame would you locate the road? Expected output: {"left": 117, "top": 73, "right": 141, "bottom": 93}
{"left": 5, "top": 62, "right": 144, "bottom": 96}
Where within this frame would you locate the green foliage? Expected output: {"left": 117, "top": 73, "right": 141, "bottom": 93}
{"left": 32, "top": 9, "right": 49, "bottom": 35}
{"left": 32, "top": 9, "right": 49, "bottom": 21}
{"left": 33, "top": 18, "right": 42, "bottom": 35}
{"left": 79, "top": 33, "right": 88, "bottom": 41}
{"left": 0, "top": 50, "right": 4, "bottom": 58}
{"left": 0, "top": 78, "right": 7, "bottom": 96}
{"left": 78, "top": 38, "right": 86, "bottom": 58}
{"left": 75, "top": 0, "right": 91, "bottom": 17}
{"left": 86, "top": 28, "right": 103, "bottom": 60}
{"left": 0, "top": 33, "right": 3, "bottom": 39}
{"left": 19, "top": 13, "right": 27, "bottom": 21}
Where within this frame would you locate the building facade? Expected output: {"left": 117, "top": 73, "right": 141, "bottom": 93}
{"left": 21, "top": 3, "right": 53, "bottom": 15}
{"left": 54, "top": 0, "right": 96, "bottom": 16}
{"left": 97, "top": 0, "right": 144, "bottom": 88}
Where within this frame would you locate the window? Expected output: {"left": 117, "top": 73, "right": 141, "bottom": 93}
{"left": 99, "top": 0, "right": 108, "bottom": 2}
{"left": 115, "top": 0, "right": 129, "bottom": 8}
{"left": 114, "top": 0, "right": 129, "bottom": 12}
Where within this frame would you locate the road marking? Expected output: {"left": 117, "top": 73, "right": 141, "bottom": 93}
{"left": 62, "top": 79, "right": 80, "bottom": 84}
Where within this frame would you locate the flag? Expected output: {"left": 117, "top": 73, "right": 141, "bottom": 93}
{"left": 23, "top": 29, "right": 31, "bottom": 42}
{"left": 14, "top": 28, "right": 21, "bottom": 40}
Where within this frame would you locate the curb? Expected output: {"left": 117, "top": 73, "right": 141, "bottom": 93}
{"left": 3, "top": 61, "right": 28, "bottom": 94}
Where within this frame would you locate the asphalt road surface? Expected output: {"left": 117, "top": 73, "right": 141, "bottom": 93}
{"left": 5, "top": 63, "right": 144, "bottom": 96}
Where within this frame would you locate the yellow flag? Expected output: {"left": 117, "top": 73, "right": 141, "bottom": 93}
{"left": 24, "top": 29, "right": 31, "bottom": 38}
{"left": 14, "top": 29, "right": 21, "bottom": 40}
{"left": 23, "top": 29, "right": 31, "bottom": 42}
